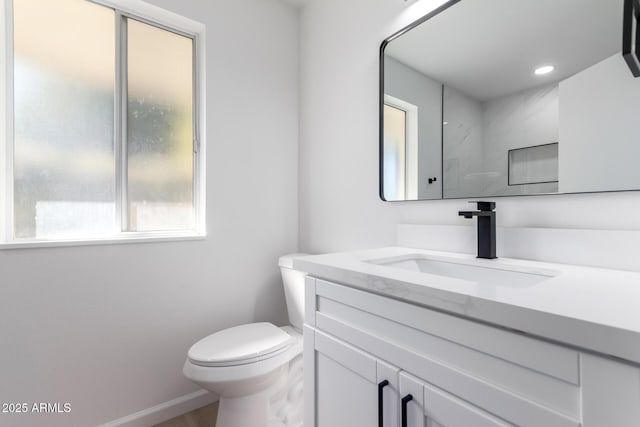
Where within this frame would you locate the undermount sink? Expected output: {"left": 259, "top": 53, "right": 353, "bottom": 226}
{"left": 366, "top": 254, "right": 558, "bottom": 287}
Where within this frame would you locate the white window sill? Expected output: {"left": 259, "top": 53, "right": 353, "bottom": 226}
{"left": 0, "top": 232, "right": 206, "bottom": 250}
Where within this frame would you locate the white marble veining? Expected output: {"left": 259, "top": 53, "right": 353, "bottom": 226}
{"left": 294, "top": 247, "right": 640, "bottom": 365}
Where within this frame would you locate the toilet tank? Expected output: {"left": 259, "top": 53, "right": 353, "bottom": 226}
{"left": 279, "top": 253, "right": 309, "bottom": 331}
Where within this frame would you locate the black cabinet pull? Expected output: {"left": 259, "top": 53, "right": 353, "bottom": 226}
{"left": 401, "top": 394, "right": 413, "bottom": 427}
{"left": 378, "top": 380, "right": 389, "bottom": 427}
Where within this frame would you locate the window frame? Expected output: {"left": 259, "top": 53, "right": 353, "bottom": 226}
{"left": 0, "top": 0, "right": 207, "bottom": 249}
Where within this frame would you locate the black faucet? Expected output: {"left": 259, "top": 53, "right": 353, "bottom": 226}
{"left": 458, "top": 201, "right": 497, "bottom": 259}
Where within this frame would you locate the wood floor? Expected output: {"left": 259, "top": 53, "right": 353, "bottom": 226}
{"left": 153, "top": 402, "right": 218, "bottom": 427}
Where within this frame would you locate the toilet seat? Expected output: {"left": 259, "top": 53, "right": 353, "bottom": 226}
{"left": 183, "top": 326, "right": 303, "bottom": 391}
{"left": 188, "top": 322, "right": 293, "bottom": 367}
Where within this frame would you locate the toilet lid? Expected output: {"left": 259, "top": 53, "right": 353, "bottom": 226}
{"left": 188, "top": 322, "right": 292, "bottom": 367}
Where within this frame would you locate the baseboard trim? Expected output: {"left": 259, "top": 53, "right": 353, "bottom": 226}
{"left": 97, "top": 390, "right": 217, "bottom": 427}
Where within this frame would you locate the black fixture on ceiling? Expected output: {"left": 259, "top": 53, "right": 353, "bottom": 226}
{"left": 623, "top": 0, "right": 640, "bottom": 77}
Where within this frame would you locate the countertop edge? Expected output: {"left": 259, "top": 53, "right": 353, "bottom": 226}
{"left": 294, "top": 249, "right": 640, "bottom": 366}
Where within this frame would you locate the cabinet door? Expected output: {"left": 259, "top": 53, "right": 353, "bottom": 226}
{"left": 399, "top": 372, "right": 511, "bottom": 427}
{"left": 399, "top": 372, "right": 426, "bottom": 427}
{"left": 378, "top": 360, "right": 400, "bottom": 427}
{"left": 581, "top": 354, "right": 640, "bottom": 426}
{"left": 312, "top": 329, "right": 399, "bottom": 427}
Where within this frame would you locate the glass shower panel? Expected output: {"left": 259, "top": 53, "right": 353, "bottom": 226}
{"left": 13, "top": 0, "right": 116, "bottom": 239}
{"left": 126, "top": 19, "right": 194, "bottom": 231}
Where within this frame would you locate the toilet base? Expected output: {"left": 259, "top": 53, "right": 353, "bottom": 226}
{"left": 216, "top": 394, "right": 269, "bottom": 427}
{"left": 215, "top": 354, "right": 303, "bottom": 427}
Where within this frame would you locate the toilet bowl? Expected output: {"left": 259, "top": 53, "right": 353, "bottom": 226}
{"left": 183, "top": 253, "right": 308, "bottom": 427}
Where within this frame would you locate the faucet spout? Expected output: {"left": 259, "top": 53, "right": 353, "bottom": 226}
{"left": 458, "top": 211, "right": 494, "bottom": 219}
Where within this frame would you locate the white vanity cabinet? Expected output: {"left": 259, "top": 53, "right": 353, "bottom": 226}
{"left": 399, "top": 370, "right": 522, "bottom": 427}
{"left": 305, "top": 328, "right": 400, "bottom": 427}
{"left": 303, "top": 276, "right": 640, "bottom": 427}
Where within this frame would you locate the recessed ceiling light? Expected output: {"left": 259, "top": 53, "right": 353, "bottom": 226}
{"left": 534, "top": 65, "right": 555, "bottom": 75}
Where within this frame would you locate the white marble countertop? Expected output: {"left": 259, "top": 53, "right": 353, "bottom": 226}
{"left": 294, "top": 247, "right": 640, "bottom": 365}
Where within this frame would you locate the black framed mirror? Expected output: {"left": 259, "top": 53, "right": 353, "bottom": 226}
{"left": 380, "top": 0, "right": 640, "bottom": 201}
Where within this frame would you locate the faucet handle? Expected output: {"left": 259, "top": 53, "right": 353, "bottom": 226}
{"left": 469, "top": 201, "right": 495, "bottom": 211}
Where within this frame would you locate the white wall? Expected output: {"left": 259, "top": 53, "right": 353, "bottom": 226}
{"left": 385, "top": 57, "right": 442, "bottom": 199}
{"left": 298, "top": 0, "right": 640, "bottom": 255}
{"left": 0, "top": 0, "right": 299, "bottom": 426}
{"left": 559, "top": 54, "right": 640, "bottom": 193}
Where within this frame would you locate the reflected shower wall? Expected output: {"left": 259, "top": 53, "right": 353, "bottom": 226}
{"left": 443, "top": 84, "right": 559, "bottom": 198}
{"left": 442, "top": 86, "right": 484, "bottom": 198}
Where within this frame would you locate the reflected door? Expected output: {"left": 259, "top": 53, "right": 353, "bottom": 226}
{"left": 383, "top": 104, "right": 407, "bottom": 201}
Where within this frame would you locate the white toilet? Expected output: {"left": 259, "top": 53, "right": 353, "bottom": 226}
{"left": 183, "top": 254, "right": 308, "bottom": 427}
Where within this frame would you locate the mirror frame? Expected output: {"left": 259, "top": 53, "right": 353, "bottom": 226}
{"left": 379, "top": 0, "right": 639, "bottom": 202}
{"left": 379, "top": 0, "right": 461, "bottom": 202}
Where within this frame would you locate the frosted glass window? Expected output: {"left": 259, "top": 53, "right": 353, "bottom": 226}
{"left": 383, "top": 104, "right": 406, "bottom": 201}
{"left": 126, "top": 19, "right": 194, "bottom": 231}
{"left": 13, "top": 0, "right": 115, "bottom": 239}
{"left": 5, "top": 1, "right": 202, "bottom": 244}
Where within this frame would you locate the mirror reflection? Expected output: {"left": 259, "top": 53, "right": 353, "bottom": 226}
{"left": 381, "top": 0, "right": 640, "bottom": 201}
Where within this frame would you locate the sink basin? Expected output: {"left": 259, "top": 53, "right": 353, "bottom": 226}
{"left": 366, "top": 254, "right": 558, "bottom": 287}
